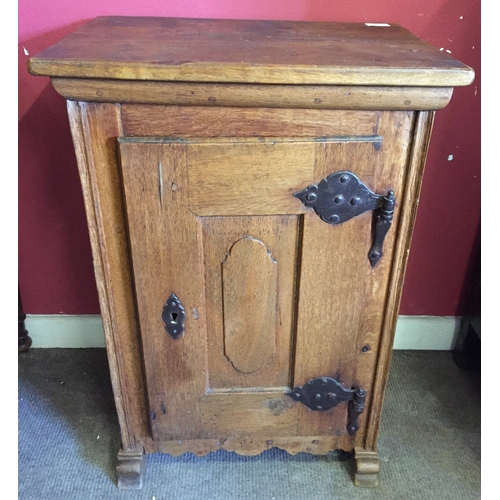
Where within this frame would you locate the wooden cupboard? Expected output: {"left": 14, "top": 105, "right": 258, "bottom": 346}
{"left": 28, "top": 17, "right": 474, "bottom": 489}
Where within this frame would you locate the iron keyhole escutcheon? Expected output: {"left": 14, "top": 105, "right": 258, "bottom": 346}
{"left": 162, "top": 294, "right": 186, "bottom": 339}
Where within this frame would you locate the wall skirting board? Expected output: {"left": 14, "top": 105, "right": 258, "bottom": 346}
{"left": 23, "top": 314, "right": 461, "bottom": 350}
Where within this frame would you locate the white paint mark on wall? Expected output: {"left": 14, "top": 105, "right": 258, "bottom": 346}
{"left": 460, "top": 16, "right": 464, "bottom": 19}
{"left": 446, "top": 49, "right": 452, "bottom": 54}
{"left": 448, "top": 155, "right": 454, "bottom": 161}
{"left": 23, "top": 46, "right": 29, "bottom": 55}
{"left": 365, "top": 23, "right": 391, "bottom": 27}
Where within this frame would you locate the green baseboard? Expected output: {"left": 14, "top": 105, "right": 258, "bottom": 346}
{"left": 24, "top": 314, "right": 461, "bottom": 350}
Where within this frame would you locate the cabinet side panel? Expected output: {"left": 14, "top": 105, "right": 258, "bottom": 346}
{"left": 119, "top": 141, "right": 209, "bottom": 441}
{"left": 67, "top": 101, "right": 149, "bottom": 450}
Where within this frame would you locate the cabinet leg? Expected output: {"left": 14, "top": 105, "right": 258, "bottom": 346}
{"left": 116, "top": 447, "right": 146, "bottom": 490}
{"left": 353, "top": 447, "right": 380, "bottom": 487}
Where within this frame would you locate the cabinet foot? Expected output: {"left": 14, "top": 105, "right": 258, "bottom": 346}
{"left": 353, "top": 447, "right": 379, "bottom": 487}
{"left": 116, "top": 448, "right": 146, "bottom": 490}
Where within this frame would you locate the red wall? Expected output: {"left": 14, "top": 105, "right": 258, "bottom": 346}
{"left": 18, "top": 0, "right": 480, "bottom": 316}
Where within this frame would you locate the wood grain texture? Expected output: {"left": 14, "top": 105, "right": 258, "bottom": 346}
{"left": 347, "top": 111, "right": 415, "bottom": 449}
{"left": 67, "top": 101, "right": 429, "bottom": 465}
{"left": 29, "top": 17, "right": 474, "bottom": 86}
{"left": 363, "top": 111, "right": 435, "bottom": 451}
{"left": 118, "top": 140, "right": 342, "bottom": 448}
{"left": 150, "top": 435, "right": 347, "bottom": 457}
{"left": 199, "top": 391, "right": 297, "bottom": 438}
{"left": 222, "top": 237, "right": 278, "bottom": 374}
{"left": 353, "top": 447, "right": 380, "bottom": 487}
{"left": 293, "top": 114, "right": 413, "bottom": 441}
{"left": 67, "top": 101, "right": 148, "bottom": 451}
{"left": 118, "top": 141, "right": 209, "bottom": 442}
{"left": 52, "top": 78, "right": 454, "bottom": 110}
{"left": 121, "top": 106, "right": 379, "bottom": 138}
{"left": 201, "top": 216, "right": 299, "bottom": 390}
{"left": 187, "top": 139, "right": 315, "bottom": 216}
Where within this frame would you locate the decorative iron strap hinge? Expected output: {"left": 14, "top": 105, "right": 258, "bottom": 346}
{"left": 293, "top": 171, "right": 395, "bottom": 267}
{"left": 286, "top": 376, "right": 366, "bottom": 436}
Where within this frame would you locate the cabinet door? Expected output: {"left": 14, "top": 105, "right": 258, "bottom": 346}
{"left": 118, "top": 123, "right": 411, "bottom": 447}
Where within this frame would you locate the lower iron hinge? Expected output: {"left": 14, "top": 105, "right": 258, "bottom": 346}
{"left": 286, "top": 376, "right": 365, "bottom": 436}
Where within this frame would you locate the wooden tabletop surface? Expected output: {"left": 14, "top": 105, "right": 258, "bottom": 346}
{"left": 28, "top": 17, "right": 474, "bottom": 86}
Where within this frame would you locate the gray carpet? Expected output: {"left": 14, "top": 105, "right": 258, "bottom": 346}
{"left": 18, "top": 350, "right": 480, "bottom": 499}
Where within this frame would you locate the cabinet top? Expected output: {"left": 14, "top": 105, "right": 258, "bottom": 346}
{"left": 28, "top": 16, "right": 474, "bottom": 87}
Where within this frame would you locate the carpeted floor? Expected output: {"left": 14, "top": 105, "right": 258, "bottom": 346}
{"left": 18, "top": 349, "right": 480, "bottom": 499}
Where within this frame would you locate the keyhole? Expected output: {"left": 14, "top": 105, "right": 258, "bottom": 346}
{"left": 170, "top": 312, "right": 178, "bottom": 324}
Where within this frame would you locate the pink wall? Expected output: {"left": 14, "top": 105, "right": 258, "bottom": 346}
{"left": 18, "top": 0, "right": 480, "bottom": 316}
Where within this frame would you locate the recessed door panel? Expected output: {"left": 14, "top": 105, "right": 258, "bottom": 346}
{"left": 201, "top": 215, "right": 299, "bottom": 390}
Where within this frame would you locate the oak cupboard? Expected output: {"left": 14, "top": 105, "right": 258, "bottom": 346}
{"left": 28, "top": 17, "right": 474, "bottom": 490}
